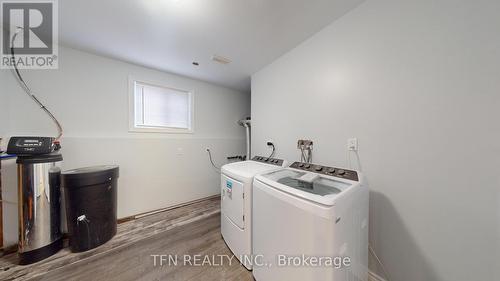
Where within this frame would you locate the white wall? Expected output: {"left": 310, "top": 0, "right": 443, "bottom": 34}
{"left": 251, "top": 1, "right": 500, "bottom": 281}
{"left": 0, "top": 71, "right": 8, "bottom": 138}
{"left": 1, "top": 46, "right": 250, "bottom": 246}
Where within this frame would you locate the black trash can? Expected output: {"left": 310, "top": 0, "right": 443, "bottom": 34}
{"left": 61, "top": 165, "right": 119, "bottom": 252}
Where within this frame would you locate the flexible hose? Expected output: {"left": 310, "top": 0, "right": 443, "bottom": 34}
{"left": 10, "top": 27, "right": 63, "bottom": 141}
{"left": 206, "top": 148, "right": 221, "bottom": 172}
{"left": 266, "top": 144, "right": 275, "bottom": 161}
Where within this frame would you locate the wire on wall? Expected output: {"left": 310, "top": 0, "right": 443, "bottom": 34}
{"left": 206, "top": 148, "right": 221, "bottom": 172}
{"left": 369, "top": 244, "right": 391, "bottom": 281}
{"left": 347, "top": 149, "right": 363, "bottom": 172}
{"left": 10, "top": 27, "right": 63, "bottom": 141}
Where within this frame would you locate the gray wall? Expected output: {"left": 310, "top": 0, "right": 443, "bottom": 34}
{"left": 1, "top": 46, "right": 250, "bottom": 246}
{"left": 251, "top": 0, "right": 500, "bottom": 280}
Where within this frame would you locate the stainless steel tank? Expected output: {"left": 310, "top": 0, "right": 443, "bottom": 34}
{"left": 17, "top": 153, "right": 63, "bottom": 264}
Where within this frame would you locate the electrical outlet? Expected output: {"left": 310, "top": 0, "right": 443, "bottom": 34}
{"left": 297, "top": 139, "right": 313, "bottom": 149}
{"left": 297, "top": 140, "right": 303, "bottom": 148}
{"left": 348, "top": 138, "right": 358, "bottom": 151}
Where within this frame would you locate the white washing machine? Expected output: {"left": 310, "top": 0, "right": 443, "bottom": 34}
{"left": 252, "top": 162, "right": 369, "bottom": 281}
{"left": 221, "top": 156, "right": 287, "bottom": 270}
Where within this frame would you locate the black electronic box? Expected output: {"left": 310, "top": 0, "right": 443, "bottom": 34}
{"left": 6, "top": 136, "right": 57, "bottom": 155}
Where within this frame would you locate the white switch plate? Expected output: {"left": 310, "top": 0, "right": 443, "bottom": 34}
{"left": 347, "top": 138, "right": 358, "bottom": 151}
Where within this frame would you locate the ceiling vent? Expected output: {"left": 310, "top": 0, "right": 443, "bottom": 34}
{"left": 211, "top": 55, "right": 232, "bottom": 65}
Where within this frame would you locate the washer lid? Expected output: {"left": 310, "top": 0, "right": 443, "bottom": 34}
{"left": 222, "top": 160, "right": 282, "bottom": 180}
{"left": 258, "top": 169, "right": 353, "bottom": 205}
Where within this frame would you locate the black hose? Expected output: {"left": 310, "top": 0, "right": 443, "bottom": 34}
{"left": 206, "top": 149, "right": 220, "bottom": 172}
{"left": 266, "top": 143, "right": 275, "bottom": 161}
{"left": 10, "top": 27, "right": 63, "bottom": 141}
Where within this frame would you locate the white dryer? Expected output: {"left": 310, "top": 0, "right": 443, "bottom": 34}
{"left": 252, "top": 162, "right": 369, "bottom": 281}
{"left": 221, "top": 156, "right": 287, "bottom": 270}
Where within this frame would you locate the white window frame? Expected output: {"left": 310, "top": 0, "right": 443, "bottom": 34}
{"left": 128, "top": 76, "right": 194, "bottom": 134}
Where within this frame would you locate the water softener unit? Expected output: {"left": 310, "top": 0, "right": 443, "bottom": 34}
{"left": 8, "top": 28, "right": 65, "bottom": 264}
{"left": 7, "top": 137, "right": 63, "bottom": 264}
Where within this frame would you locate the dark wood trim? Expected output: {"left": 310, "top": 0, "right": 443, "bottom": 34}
{"left": 0, "top": 245, "right": 16, "bottom": 256}
{"left": 116, "top": 216, "right": 135, "bottom": 224}
{"left": 118, "top": 194, "right": 220, "bottom": 223}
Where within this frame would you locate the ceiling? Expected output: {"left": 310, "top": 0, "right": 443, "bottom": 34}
{"left": 59, "top": 0, "right": 364, "bottom": 92}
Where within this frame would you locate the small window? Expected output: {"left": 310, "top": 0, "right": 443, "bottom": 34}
{"left": 129, "top": 79, "right": 193, "bottom": 133}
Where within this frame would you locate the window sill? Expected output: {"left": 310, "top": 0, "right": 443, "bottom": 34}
{"left": 129, "top": 126, "right": 194, "bottom": 134}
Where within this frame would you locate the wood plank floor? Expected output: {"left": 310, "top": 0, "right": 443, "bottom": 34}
{"left": 0, "top": 196, "right": 254, "bottom": 281}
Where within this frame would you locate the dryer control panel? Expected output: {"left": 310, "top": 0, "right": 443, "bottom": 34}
{"left": 252, "top": 156, "right": 285, "bottom": 166}
{"left": 289, "top": 162, "right": 359, "bottom": 181}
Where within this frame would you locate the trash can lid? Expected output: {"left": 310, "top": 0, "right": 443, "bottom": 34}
{"left": 16, "top": 153, "right": 63, "bottom": 164}
{"left": 62, "top": 165, "right": 119, "bottom": 188}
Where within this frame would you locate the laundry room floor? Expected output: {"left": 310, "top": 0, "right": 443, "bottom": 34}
{"left": 0, "top": 196, "right": 253, "bottom": 281}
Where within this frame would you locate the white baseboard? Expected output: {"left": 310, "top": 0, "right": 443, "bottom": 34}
{"left": 368, "top": 270, "right": 387, "bottom": 281}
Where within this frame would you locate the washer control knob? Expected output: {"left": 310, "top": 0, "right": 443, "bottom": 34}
{"left": 337, "top": 169, "right": 346, "bottom": 175}
{"left": 298, "top": 163, "right": 305, "bottom": 168}
{"left": 314, "top": 166, "right": 323, "bottom": 171}
{"left": 327, "top": 167, "right": 336, "bottom": 173}
{"left": 304, "top": 164, "right": 311, "bottom": 169}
